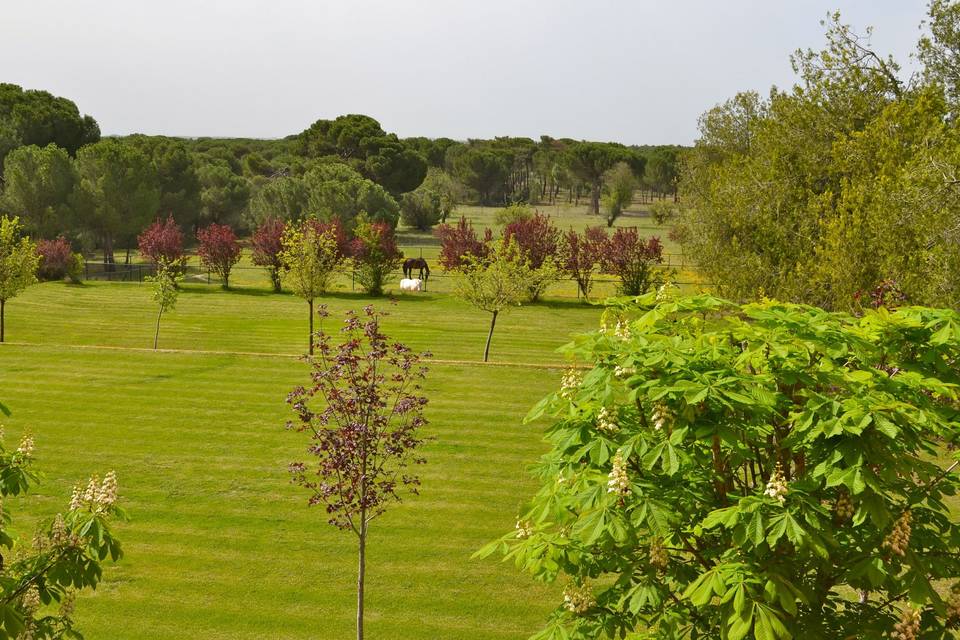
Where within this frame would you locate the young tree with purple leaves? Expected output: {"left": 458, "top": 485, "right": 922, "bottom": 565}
{"left": 286, "top": 306, "right": 430, "bottom": 640}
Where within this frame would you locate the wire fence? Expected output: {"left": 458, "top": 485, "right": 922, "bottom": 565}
{"left": 83, "top": 248, "right": 712, "bottom": 296}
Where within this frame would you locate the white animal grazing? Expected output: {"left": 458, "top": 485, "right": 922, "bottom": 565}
{"left": 399, "top": 278, "right": 422, "bottom": 292}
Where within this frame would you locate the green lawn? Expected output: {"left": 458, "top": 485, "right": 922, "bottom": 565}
{"left": 0, "top": 281, "right": 604, "bottom": 639}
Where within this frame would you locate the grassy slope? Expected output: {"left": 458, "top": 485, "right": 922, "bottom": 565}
{"left": 0, "top": 282, "right": 603, "bottom": 639}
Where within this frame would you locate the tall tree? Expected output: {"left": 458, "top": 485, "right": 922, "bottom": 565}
{"left": 0, "top": 83, "right": 99, "bottom": 160}
{"left": 0, "top": 144, "right": 77, "bottom": 238}
{"left": 196, "top": 223, "right": 242, "bottom": 289}
{"left": 0, "top": 216, "right": 40, "bottom": 342}
{"left": 451, "top": 147, "right": 510, "bottom": 205}
{"left": 197, "top": 163, "right": 250, "bottom": 229}
{"left": 566, "top": 142, "right": 623, "bottom": 215}
{"left": 73, "top": 140, "right": 160, "bottom": 266}
{"left": 302, "top": 163, "right": 399, "bottom": 228}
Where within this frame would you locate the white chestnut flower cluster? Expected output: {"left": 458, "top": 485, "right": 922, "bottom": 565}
{"left": 562, "top": 583, "right": 595, "bottom": 615}
{"left": 655, "top": 284, "right": 672, "bottom": 303}
{"left": 889, "top": 606, "right": 921, "bottom": 640}
{"left": 559, "top": 369, "right": 582, "bottom": 400}
{"left": 651, "top": 403, "right": 671, "bottom": 431}
{"left": 69, "top": 471, "right": 119, "bottom": 513}
{"left": 596, "top": 407, "right": 619, "bottom": 435}
{"left": 883, "top": 510, "right": 912, "bottom": 557}
{"left": 515, "top": 520, "right": 534, "bottom": 539}
{"left": 607, "top": 450, "right": 630, "bottom": 497}
{"left": 614, "top": 319, "right": 632, "bottom": 340}
{"left": 764, "top": 464, "right": 788, "bottom": 505}
{"left": 613, "top": 364, "right": 636, "bottom": 379}
{"left": 16, "top": 435, "right": 34, "bottom": 458}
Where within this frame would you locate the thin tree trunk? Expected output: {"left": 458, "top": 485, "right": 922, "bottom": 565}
{"left": 1, "top": 299, "right": 4, "bottom": 343}
{"left": 591, "top": 180, "right": 601, "bottom": 215}
{"left": 357, "top": 525, "right": 366, "bottom": 640}
{"left": 154, "top": 308, "right": 163, "bottom": 350}
{"left": 483, "top": 310, "right": 498, "bottom": 362}
{"left": 308, "top": 299, "right": 314, "bottom": 355}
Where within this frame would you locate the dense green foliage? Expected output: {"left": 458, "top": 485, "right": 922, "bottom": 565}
{"left": 679, "top": 12, "right": 960, "bottom": 310}
{"left": 0, "top": 216, "right": 39, "bottom": 342}
{"left": 483, "top": 292, "right": 960, "bottom": 639}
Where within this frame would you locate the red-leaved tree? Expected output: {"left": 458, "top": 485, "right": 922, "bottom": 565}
{"left": 561, "top": 226, "right": 607, "bottom": 300}
{"left": 197, "top": 223, "right": 242, "bottom": 288}
{"left": 138, "top": 216, "right": 186, "bottom": 272}
{"left": 251, "top": 217, "right": 287, "bottom": 292}
{"left": 600, "top": 227, "right": 664, "bottom": 295}
{"left": 503, "top": 212, "right": 559, "bottom": 270}
{"left": 305, "top": 217, "right": 351, "bottom": 260}
{"left": 286, "top": 306, "right": 430, "bottom": 640}
{"left": 37, "top": 236, "right": 80, "bottom": 282}
{"left": 434, "top": 216, "right": 492, "bottom": 270}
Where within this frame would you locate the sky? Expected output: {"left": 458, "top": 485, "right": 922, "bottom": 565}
{"left": 0, "top": 1, "right": 929, "bottom": 145}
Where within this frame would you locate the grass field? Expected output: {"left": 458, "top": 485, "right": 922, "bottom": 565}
{"left": 0, "top": 274, "right": 607, "bottom": 639}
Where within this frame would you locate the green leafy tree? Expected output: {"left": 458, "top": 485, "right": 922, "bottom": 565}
{"left": 73, "top": 140, "right": 160, "bottom": 266}
{"left": 480, "top": 292, "right": 960, "bottom": 640}
{"left": 452, "top": 237, "right": 533, "bottom": 362}
{"left": 566, "top": 142, "right": 624, "bottom": 216}
{"left": 197, "top": 163, "right": 250, "bottom": 228}
{"left": 919, "top": 0, "right": 960, "bottom": 110}
{"left": 0, "top": 144, "right": 77, "bottom": 239}
{"left": 0, "top": 401, "right": 124, "bottom": 640}
{"left": 399, "top": 189, "right": 445, "bottom": 231}
{"left": 677, "top": 15, "right": 960, "bottom": 310}
{"left": 601, "top": 161, "right": 636, "bottom": 227}
{"left": 280, "top": 220, "right": 346, "bottom": 354}
{"left": 351, "top": 221, "right": 402, "bottom": 296}
{"left": 147, "top": 265, "right": 180, "bottom": 350}
{"left": 246, "top": 175, "right": 310, "bottom": 227}
{"left": 452, "top": 147, "right": 510, "bottom": 205}
{"left": 364, "top": 137, "right": 427, "bottom": 196}
{"left": 302, "top": 163, "right": 399, "bottom": 228}
{"left": 0, "top": 83, "right": 99, "bottom": 161}
{"left": 0, "top": 216, "right": 39, "bottom": 342}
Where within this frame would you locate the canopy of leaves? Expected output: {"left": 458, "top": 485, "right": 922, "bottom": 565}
{"left": 678, "top": 14, "right": 960, "bottom": 310}
{"left": 0, "top": 83, "right": 99, "bottom": 162}
{"left": 0, "top": 144, "right": 77, "bottom": 239}
{"left": 481, "top": 292, "right": 960, "bottom": 640}
{"left": 351, "top": 221, "right": 403, "bottom": 296}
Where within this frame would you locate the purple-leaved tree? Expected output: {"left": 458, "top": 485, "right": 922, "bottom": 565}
{"left": 286, "top": 306, "right": 430, "bottom": 640}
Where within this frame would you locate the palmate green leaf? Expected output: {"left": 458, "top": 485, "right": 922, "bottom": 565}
{"left": 702, "top": 505, "right": 739, "bottom": 530}
{"left": 747, "top": 510, "right": 765, "bottom": 546}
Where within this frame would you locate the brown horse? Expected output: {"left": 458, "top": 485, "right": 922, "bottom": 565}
{"left": 403, "top": 258, "right": 430, "bottom": 284}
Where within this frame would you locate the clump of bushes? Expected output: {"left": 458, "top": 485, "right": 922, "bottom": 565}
{"left": 37, "top": 236, "right": 83, "bottom": 283}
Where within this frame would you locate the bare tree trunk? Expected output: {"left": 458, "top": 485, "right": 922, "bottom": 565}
{"left": 591, "top": 180, "right": 601, "bottom": 215}
{"left": 357, "top": 525, "right": 366, "bottom": 640}
{"left": 154, "top": 308, "right": 163, "bottom": 350}
{"left": 483, "top": 310, "right": 498, "bottom": 362}
{"left": 308, "top": 299, "right": 315, "bottom": 355}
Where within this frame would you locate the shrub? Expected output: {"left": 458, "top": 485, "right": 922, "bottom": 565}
{"left": 504, "top": 212, "right": 561, "bottom": 301}
{"left": 137, "top": 216, "right": 186, "bottom": 271}
{"left": 351, "top": 221, "right": 402, "bottom": 296}
{"left": 251, "top": 217, "right": 287, "bottom": 292}
{"left": 494, "top": 203, "right": 533, "bottom": 227}
{"left": 599, "top": 227, "right": 664, "bottom": 295}
{"left": 400, "top": 189, "right": 445, "bottom": 231}
{"left": 196, "top": 223, "right": 242, "bottom": 288}
{"left": 37, "top": 236, "right": 76, "bottom": 281}
{"left": 480, "top": 293, "right": 960, "bottom": 640}
{"left": 434, "top": 216, "right": 492, "bottom": 270}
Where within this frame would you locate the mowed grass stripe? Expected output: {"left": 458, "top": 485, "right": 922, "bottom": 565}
{"left": 8, "top": 281, "right": 602, "bottom": 364}
{"left": 0, "top": 344, "right": 558, "bottom": 639}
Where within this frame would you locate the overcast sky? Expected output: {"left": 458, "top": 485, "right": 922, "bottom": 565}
{"left": 1, "top": 1, "right": 928, "bottom": 145}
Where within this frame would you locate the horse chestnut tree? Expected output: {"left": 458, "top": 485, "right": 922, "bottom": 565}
{"left": 478, "top": 292, "right": 960, "bottom": 639}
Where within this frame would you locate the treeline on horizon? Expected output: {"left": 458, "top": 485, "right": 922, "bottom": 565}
{"left": 0, "top": 83, "right": 682, "bottom": 264}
